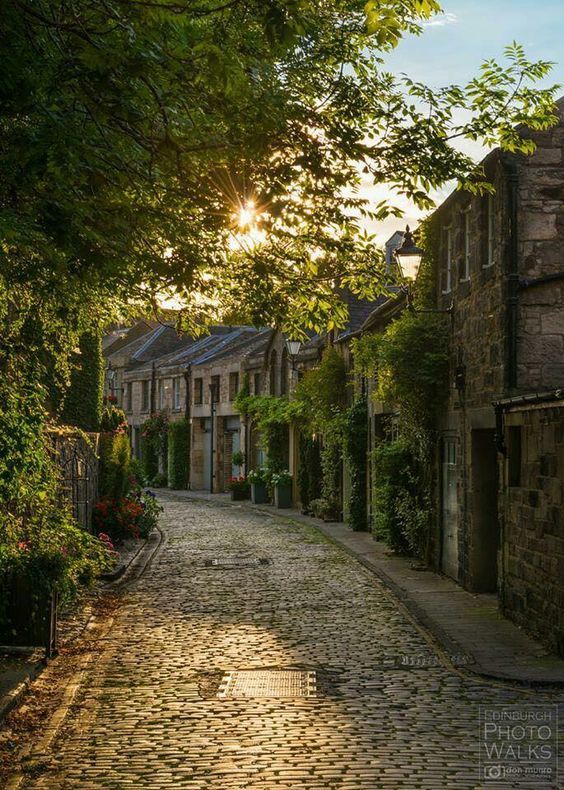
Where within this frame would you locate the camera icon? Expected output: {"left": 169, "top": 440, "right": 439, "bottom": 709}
{"left": 485, "top": 765, "right": 503, "bottom": 780}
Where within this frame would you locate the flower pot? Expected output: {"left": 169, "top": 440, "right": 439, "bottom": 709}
{"left": 251, "top": 482, "right": 269, "bottom": 504}
{"left": 274, "top": 482, "right": 292, "bottom": 509}
{"left": 231, "top": 488, "right": 249, "bottom": 501}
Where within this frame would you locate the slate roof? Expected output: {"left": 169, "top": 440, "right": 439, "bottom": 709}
{"left": 335, "top": 290, "right": 389, "bottom": 341}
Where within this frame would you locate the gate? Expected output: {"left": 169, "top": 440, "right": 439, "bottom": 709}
{"left": 49, "top": 431, "right": 99, "bottom": 532}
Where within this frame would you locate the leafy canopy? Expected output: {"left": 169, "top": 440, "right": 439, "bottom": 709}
{"left": 0, "top": 1, "right": 559, "bottom": 335}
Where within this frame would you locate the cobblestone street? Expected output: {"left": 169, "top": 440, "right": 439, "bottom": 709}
{"left": 6, "top": 495, "right": 564, "bottom": 788}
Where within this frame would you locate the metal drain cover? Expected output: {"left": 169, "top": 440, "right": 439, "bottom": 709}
{"left": 217, "top": 670, "right": 316, "bottom": 698}
{"left": 205, "top": 557, "right": 269, "bottom": 568}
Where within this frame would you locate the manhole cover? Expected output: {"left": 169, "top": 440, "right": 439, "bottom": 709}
{"left": 217, "top": 670, "right": 316, "bottom": 698}
{"left": 205, "top": 557, "right": 270, "bottom": 568}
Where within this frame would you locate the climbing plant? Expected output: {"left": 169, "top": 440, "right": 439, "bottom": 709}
{"left": 167, "top": 419, "right": 190, "bottom": 490}
{"left": 343, "top": 396, "right": 368, "bottom": 532}
{"left": 60, "top": 331, "right": 104, "bottom": 432}
{"left": 141, "top": 412, "right": 168, "bottom": 484}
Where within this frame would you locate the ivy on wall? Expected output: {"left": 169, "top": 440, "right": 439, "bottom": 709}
{"left": 141, "top": 412, "right": 168, "bottom": 484}
{"left": 351, "top": 251, "right": 449, "bottom": 555}
{"left": 60, "top": 331, "right": 104, "bottom": 432}
{"left": 344, "top": 395, "right": 368, "bottom": 531}
{"left": 167, "top": 418, "right": 190, "bottom": 489}
{"left": 297, "top": 434, "right": 322, "bottom": 514}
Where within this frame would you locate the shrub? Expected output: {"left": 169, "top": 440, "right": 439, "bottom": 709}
{"left": 372, "top": 439, "right": 420, "bottom": 554}
{"left": 128, "top": 455, "right": 146, "bottom": 486}
{"left": 93, "top": 496, "right": 144, "bottom": 541}
{"left": 141, "top": 413, "right": 167, "bottom": 483}
{"left": 98, "top": 430, "right": 131, "bottom": 500}
{"left": 60, "top": 331, "right": 104, "bottom": 432}
{"left": 344, "top": 396, "right": 368, "bottom": 531}
{"left": 167, "top": 418, "right": 190, "bottom": 489}
{"left": 150, "top": 472, "right": 168, "bottom": 487}
{"left": 100, "top": 404, "right": 127, "bottom": 433}
{"left": 298, "top": 435, "right": 322, "bottom": 513}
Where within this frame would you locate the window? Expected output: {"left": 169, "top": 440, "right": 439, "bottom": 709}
{"left": 211, "top": 375, "right": 220, "bottom": 403}
{"left": 442, "top": 226, "right": 453, "bottom": 294}
{"left": 484, "top": 193, "right": 495, "bottom": 267}
{"left": 280, "top": 348, "right": 288, "bottom": 396}
{"left": 443, "top": 438, "right": 457, "bottom": 466}
{"left": 254, "top": 372, "right": 261, "bottom": 395}
{"left": 125, "top": 382, "right": 132, "bottom": 412}
{"left": 158, "top": 379, "right": 166, "bottom": 410}
{"left": 269, "top": 349, "right": 278, "bottom": 395}
{"left": 229, "top": 371, "right": 239, "bottom": 401}
{"left": 173, "top": 377, "right": 181, "bottom": 410}
{"left": 461, "top": 208, "right": 471, "bottom": 281}
{"left": 141, "top": 380, "right": 150, "bottom": 412}
{"left": 194, "top": 377, "right": 203, "bottom": 405}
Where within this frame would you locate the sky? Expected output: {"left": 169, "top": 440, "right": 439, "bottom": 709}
{"left": 367, "top": 0, "right": 564, "bottom": 243}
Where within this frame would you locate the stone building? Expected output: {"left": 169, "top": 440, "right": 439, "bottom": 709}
{"left": 430, "top": 97, "right": 564, "bottom": 653}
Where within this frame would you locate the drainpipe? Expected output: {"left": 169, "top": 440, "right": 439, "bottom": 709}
{"left": 184, "top": 364, "right": 192, "bottom": 489}
{"left": 504, "top": 157, "right": 519, "bottom": 393}
{"left": 150, "top": 362, "right": 157, "bottom": 416}
{"left": 209, "top": 383, "right": 215, "bottom": 493}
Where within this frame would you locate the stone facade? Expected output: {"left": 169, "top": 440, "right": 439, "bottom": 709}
{"left": 430, "top": 98, "right": 564, "bottom": 653}
{"left": 499, "top": 399, "right": 564, "bottom": 656}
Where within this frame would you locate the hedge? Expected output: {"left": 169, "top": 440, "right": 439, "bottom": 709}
{"left": 61, "top": 331, "right": 103, "bottom": 431}
{"left": 98, "top": 431, "right": 131, "bottom": 500}
{"left": 167, "top": 418, "right": 190, "bottom": 489}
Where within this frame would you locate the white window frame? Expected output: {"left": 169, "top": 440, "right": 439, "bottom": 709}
{"left": 484, "top": 193, "right": 495, "bottom": 268}
{"left": 461, "top": 207, "right": 471, "bottom": 282}
{"left": 442, "top": 225, "right": 453, "bottom": 294}
{"left": 125, "top": 381, "right": 132, "bottom": 412}
{"left": 158, "top": 379, "right": 165, "bottom": 410}
{"left": 173, "top": 377, "right": 181, "bottom": 411}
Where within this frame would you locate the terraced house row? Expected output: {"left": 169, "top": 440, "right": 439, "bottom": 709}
{"left": 104, "top": 98, "right": 564, "bottom": 658}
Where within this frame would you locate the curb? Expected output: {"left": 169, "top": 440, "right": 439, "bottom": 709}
{"left": 0, "top": 656, "right": 46, "bottom": 723}
{"left": 165, "top": 491, "right": 564, "bottom": 689}
{"left": 0, "top": 527, "right": 164, "bottom": 726}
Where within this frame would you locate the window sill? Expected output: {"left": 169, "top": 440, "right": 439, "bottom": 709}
{"left": 459, "top": 277, "right": 471, "bottom": 284}
{"left": 482, "top": 262, "right": 495, "bottom": 269}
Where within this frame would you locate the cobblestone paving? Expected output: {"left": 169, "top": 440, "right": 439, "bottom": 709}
{"left": 19, "top": 496, "right": 564, "bottom": 788}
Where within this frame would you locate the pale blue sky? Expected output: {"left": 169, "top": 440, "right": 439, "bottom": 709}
{"left": 369, "top": 0, "right": 563, "bottom": 240}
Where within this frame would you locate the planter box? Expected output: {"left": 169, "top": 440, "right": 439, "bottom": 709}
{"left": 0, "top": 575, "right": 58, "bottom": 657}
{"left": 251, "top": 482, "right": 269, "bottom": 504}
{"left": 231, "top": 488, "right": 250, "bottom": 501}
{"left": 274, "top": 483, "right": 292, "bottom": 509}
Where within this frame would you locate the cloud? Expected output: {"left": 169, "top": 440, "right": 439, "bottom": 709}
{"left": 422, "top": 12, "right": 458, "bottom": 27}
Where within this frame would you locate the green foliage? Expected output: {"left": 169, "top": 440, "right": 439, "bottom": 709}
{"left": 298, "top": 435, "right": 322, "bottom": 513}
{"left": 141, "top": 413, "right": 168, "bottom": 484}
{"left": 150, "top": 472, "right": 168, "bottom": 488}
{"left": 60, "top": 332, "right": 104, "bottom": 432}
{"left": 234, "top": 394, "right": 298, "bottom": 473}
{"left": 100, "top": 405, "right": 128, "bottom": 433}
{"left": 98, "top": 431, "right": 131, "bottom": 501}
{"left": 128, "top": 456, "right": 146, "bottom": 487}
{"left": 167, "top": 418, "right": 190, "bottom": 490}
{"left": 372, "top": 439, "right": 429, "bottom": 556}
{"left": 344, "top": 396, "right": 369, "bottom": 532}
{"left": 293, "top": 348, "right": 348, "bottom": 432}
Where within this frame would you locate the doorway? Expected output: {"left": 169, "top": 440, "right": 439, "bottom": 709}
{"left": 441, "top": 437, "right": 459, "bottom": 580}
{"left": 470, "top": 429, "right": 500, "bottom": 592}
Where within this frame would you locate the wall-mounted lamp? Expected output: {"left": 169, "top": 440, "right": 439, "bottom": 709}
{"left": 395, "top": 225, "right": 453, "bottom": 316}
{"left": 285, "top": 338, "right": 302, "bottom": 372}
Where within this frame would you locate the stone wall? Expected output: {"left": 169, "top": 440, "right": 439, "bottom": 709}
{"left": 516, "top": 99, "right": 564, "bottom": 392}
{"left": 501, "top": 403, "right": 564, "bottom": 656}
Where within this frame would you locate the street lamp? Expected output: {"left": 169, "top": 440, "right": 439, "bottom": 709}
{"left": 285, "top": 338, "right": 302, "bottom": 372}
{"left": 395, "top": 225, "right": 424, "bottom": 283}
{"left": 395, "top": 225, "right": 453, "bottom": 316}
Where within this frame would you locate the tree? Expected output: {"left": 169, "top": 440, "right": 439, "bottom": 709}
{"left": 0, "top": 1, "right": 558, "bottom": 339}
{"left": 60, "top": 332, "right": 104, "bottom": 432}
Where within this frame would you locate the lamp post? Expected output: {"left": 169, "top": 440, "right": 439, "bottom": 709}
{"left": 395, "top": 225, "right": 453, "bottom": 315}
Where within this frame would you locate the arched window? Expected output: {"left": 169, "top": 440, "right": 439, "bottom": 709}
{"left": 280, "top": 348, "right": 288, "bottom": 396}
{"left": 269, "top": 349, "right": 277, "bottom": 396}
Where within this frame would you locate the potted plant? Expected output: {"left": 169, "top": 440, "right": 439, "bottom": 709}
{"left": 272, "top": 470, "right": 293, "bottom": 509}
{"left": 231, "top": 450, "right": 246, "bottom": 473}
{"left": 227, "top": 475, "right": 250, "bottom": 501}
{"left": 248, "top": 467, "right": 269, "bottom": 504}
